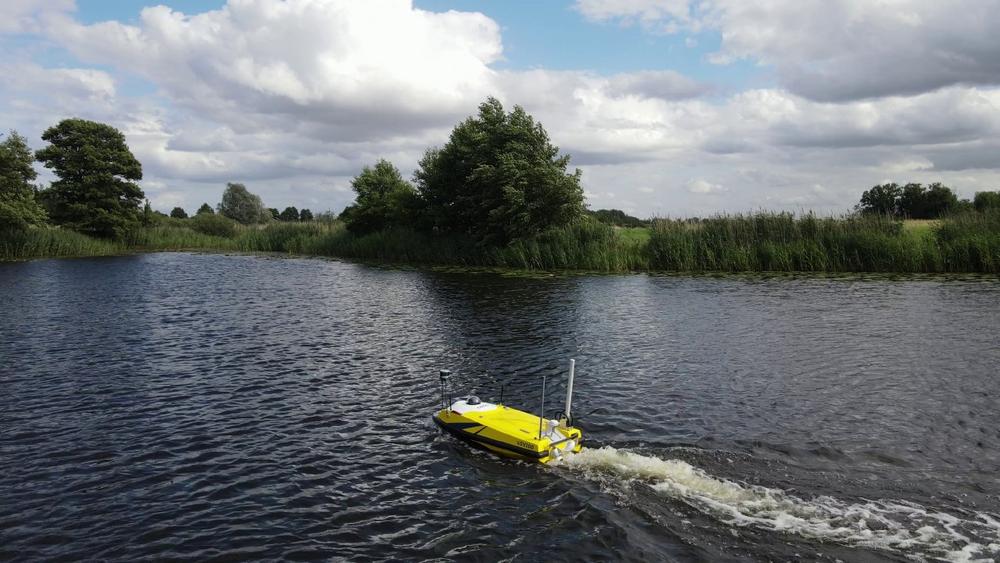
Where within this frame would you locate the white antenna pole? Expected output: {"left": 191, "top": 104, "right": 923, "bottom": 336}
{"left": 564, "top": 359, "right": 575, "bottom": 421}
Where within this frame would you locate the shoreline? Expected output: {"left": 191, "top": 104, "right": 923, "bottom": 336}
{"left": 5, "top": 247, "right": 1000, "bottom": 282}
{"left": 4, "top": 211, "right": 998, "bottom": 274}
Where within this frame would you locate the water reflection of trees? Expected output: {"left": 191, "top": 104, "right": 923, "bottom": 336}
{"left": 414, "top": 271, "right": 586, "bottom": 406}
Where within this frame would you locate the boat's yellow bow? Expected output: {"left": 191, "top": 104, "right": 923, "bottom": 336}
{"left": 433, "top": 398, "right": 583, "bottom": 463}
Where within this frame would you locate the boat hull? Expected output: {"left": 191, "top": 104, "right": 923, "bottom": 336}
{"left": 433, "top": 402, "right": 582, "bottom": 463}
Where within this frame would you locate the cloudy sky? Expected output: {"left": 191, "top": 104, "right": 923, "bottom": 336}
{"left": 3, "top": 0, "right": 999, "bottom": 217}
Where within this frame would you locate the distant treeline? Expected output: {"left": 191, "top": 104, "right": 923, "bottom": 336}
{"left": 856, "top": 182, "right": 998, "bottom": 218}
{"left": 2, "top": 100, "right": 1000, "bottom": 272}
{"left": 0, "top": 120, "right": 326, "bottom": 242}
{"left": 586, "top": 208, "right": 650, "bottom": 228}
{"left": 166, "top": 199, "right": 317, "bottom": 224}
{"left": 2, "top": 97, "right": 587, "bottom": 247}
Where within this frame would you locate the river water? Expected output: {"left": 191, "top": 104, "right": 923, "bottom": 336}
{"left": 1, "top": 253, "right": 998, "bottom": 562}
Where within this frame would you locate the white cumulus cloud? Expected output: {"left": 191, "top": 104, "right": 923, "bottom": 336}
{"left": 575, "top": 0, "right": 1000, "bottom": 101}
{"left": 2, "top": 0, "right": 999, "bottom": 217}
{"left": 49, "top": 0, "right": 503, "bottom": 141}
{"left": 0, "top": 0, "right": 74, "bottom": 33}
{"left": 687, "top": 179, "right": 725, "bottom": 193}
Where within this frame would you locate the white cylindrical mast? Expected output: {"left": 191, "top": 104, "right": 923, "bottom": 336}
{"left": 564, "top": 359, "right": 575, "bottom": 421}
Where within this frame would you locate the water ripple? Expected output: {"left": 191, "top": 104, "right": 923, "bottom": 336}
{"left": 1, "top": 253, "right": 998, "bottom": 561}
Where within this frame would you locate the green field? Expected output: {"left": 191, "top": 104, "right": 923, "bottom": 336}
{"left": 616, "top": 226, "right": 652, "bottom": 246}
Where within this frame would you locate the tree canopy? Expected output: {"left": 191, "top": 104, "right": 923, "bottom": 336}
{"left": 919, "top": 183, "right": 959, "bottom": 218}
{"left": 857, "top": 183, "right": 902, "bottom": 216}
{"left": 299, "top": 208, "right": 313, "bottom": 221}
{"left": 414, "top": 97, "right": 584, "bottom": 244}
{"left": 0, "top": 130, "right": 47, "bottom": 232}
{"left": 341, "top": 159, "right": 419, "bottom": 234}
{"left": 857, "top": 182, "right": 958, "bottom": 218}
{"left": 279, "top": 206, "right": 300, "bottom": 222}
{"left": 142, "top": 200, "right": 154, "bottom": 225}
{"left": 35, "top": 118, "right": 144, "bottom": 238}
{"left": 315, "top": 210, "right": 337, "bottom": 223}
{"left": 170, "top": 206, "right": 188, "bottom": 219}
{"left": 196, "top": 203, "right": 214, "bottom": 215}
{"left": 897, "top": 183, "right": 927, "bottom": 218}
{"left": 217, "top": 182, "right": 270, "bottom": 224}
{"left": 589, "top": 208, "right": 648, "bottom": 228}
{"left": 974, "top": 190, "right": 1000, "bottom": 211}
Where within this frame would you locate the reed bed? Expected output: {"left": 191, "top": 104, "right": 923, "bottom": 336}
{"left": 127, "top": 225, "right": 241, "bottom": 252}
{"left": 4, "top": 210, "right": 999, "bottom": 273}
{"left": 491, "top": 221, "right": 647, "bottom": 271}
{"left": 236, "top": 222, "right": 335, "bottom": 254}
{"left": 934, "top": 209, "right": 1000, "bottom": 272}
{"left": 299, "top": 227, "right": 481, "bottom": 265}
{"left": 1, "top": 228, "right": 124, "bottom": 260}
{"left": 290, "top": 220, "right": 647, "bottom": 271}
{"left": 642, "top": 210, "right": 999, "bottom": 273}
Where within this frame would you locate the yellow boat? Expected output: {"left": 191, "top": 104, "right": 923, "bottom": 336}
{"left": 432, "top": 360, "right": 584, "bottom": 463}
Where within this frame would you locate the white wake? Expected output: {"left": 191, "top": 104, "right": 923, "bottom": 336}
{"left": 556, "top": 447, "right": 1000, "bottom": 563}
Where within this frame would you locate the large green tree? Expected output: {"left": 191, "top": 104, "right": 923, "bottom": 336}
{"left": 922, "top": 182, "right": 958, "bottom": 217}
{"left": 341, "top": 159, "right": 419, "bottom": 234}
{"left": 860, "top": 182, "right": 959, "bottom": 218}
{"left": 279, "top": 206, "right": 299, "bottom": 222}
{"left": 35, "top": 118, "right": 144, "bottom": 238}
{"left": 857, "top": 183, "right": 902, "bottom": 216}
{"left": 170, "top": 206, "right": 188, "bottom": 219}
{"left": 415, "top": 97, "right": 584, "bottom": 244}
{"left": 0, "top": 131, "right": 47, "bottom": 232}
{"left": 897, "top": 182, "right": 959, "bottom": 218}
{"left": 217, "top": 182, "right": 270, "bottom": 224}
{"left": 897, "top": 183, "right": 928, "bottom": 218}
{"left": 974, "top": 190, "right": 1000, "bottom": 211}
{"left": 196, "top": 202, "right": 215, "bottom": 215}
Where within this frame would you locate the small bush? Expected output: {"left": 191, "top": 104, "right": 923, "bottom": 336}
{"left": 190, "top": 213, "right": 238, "bottom": 238}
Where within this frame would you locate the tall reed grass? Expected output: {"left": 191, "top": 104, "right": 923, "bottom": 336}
{"left": 934, "top": 208, "right": 1000, "bottom": 272}
{"left": 646, "top": 211, "right": 998, "bottom": 273}
{"left": 4, "top": 210, "right": 998, "bottom": 273}
{"left": 299, "top": 226, "right": 481, "bottom": 265}
{"left": 126, "top": 224, "right": 240, "bottom": 251}
{"left": 1, "top": 228, "right": 124, "bottom": 260}
{"left": 492, "top": 221, "right": 647, "bottom": 270}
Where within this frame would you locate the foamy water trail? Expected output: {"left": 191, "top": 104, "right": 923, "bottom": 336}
{"left": 556, "top": 447, "right": 1000, "bottom": 563}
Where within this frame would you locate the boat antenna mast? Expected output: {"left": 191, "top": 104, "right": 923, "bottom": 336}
{"left": 563, "top": 358, "right": 575, "bottom": 426}
{"left": 439, "top": 369, "right": 451, "bottom": 410}
{"left": 537, "top": 374, "right": 547, "bottom": 440}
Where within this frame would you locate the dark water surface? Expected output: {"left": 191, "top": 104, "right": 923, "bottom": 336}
{"left": 2, "top": 253, "right": 998, "bottom": 562}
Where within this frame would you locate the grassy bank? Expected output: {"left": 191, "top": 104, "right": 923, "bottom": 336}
{"left": 3, "top": 210, "right": 999, "bottom": 273}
